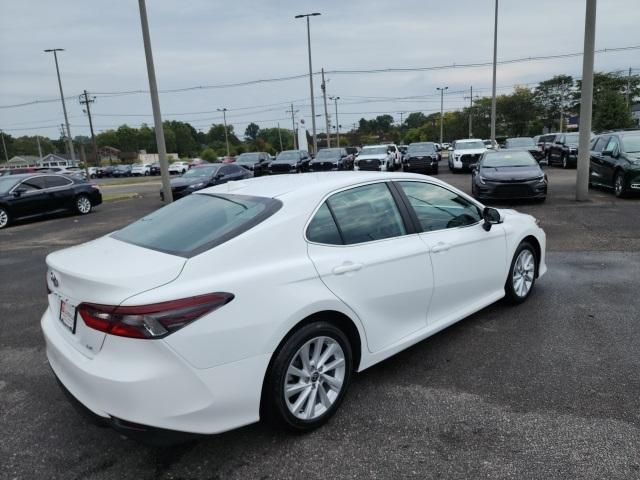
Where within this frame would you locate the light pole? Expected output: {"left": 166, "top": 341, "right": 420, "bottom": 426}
{"left": 437, "top": 87, "right": 448, "bottom": 145}
{"left": 138, "top": 0, "right": 172, "bottom": 202}
{"left": 217, "top": 108, "right": 230, "bottom": 156}
{"left": 44, "top": 48, "right": 75, "bottom": 163}
{"left": 490, "top": 0, "right": 499, "bottom": 145}
{"left": 576, "top": 0, "right": 597, "bottom": 202}
{"left": 1, "top": 130, "right": 8, "bottom": 162}
{"left": 330, "top": 96, "right": 340, "bottom": 146}
{"left": 295, "top": 12, "right": 321, "bottom": 154}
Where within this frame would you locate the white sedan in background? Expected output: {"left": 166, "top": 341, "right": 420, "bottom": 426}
{"left": 168, "top": 161, "right": 190, "bottom": 175}
{"left": 42, "top": 172, "right": 546, "bottom": 443}
{"left": 131, "top": 163, "right": 151, "bottom": 176}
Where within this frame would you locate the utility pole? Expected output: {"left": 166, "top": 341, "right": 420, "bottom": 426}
{"left": 1, "top": 130, "right": 8, "bottom": 162}
{"left": 36, "top": 135, "right": 43, "bottom": 160}
{"left": 79, "top": 90, "right": 99, "bottom": 168}
{"left": 437, "top": 87, "right": 448, "bottom": 145}
{"left": 330, "top": 96, "right": 340, "bottom": 146}
{"left": 286, "top": 103, "right": 299, "bottom": 149}
{"left": 559, "top": 81, "right": 565, "bottom": 133}
{"left": 397, "top": 112, "right": 406, "bottom": 126}
{"left": 277, "top": 122, "right": 283, "bottom": 151}
{"left": 44, "top": 48, "right": 76, "bottom": 163}
{"left": 138, "top": 0, "right": 172, "bottom": 202}
{"left": 627, "top": 67, "right": 632, "bottom": 107}
{"left": 464, "top": 86, "right": 475, "bottom": 138}
{"left": 60, "top": 124, "right": 70, "bottom": 157}
{"left": 217, "top": 108, "right": 230, "bottom": 156}
{"left": 295, "top": 13, "right": 321, "bottom": 154}
{"left": 576, "top": 0, "right": 597, "bottom": 202}
{"left": 490, "top": 0, "right": 499, "bottom": 145}
{"left": 321, "top": 68, "right": 331, "bottom": 148}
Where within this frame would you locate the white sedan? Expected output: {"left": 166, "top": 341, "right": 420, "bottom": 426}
{"left": 42, "top": 172, "right": 546, "bottom": 442}
{"left": 168, "top": 161, "right": 190, "bottom": 175}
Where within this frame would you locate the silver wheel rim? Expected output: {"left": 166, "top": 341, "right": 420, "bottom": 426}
{"left": 512, "top": 249, "right": 535, "bottom": 298}
{"left": 0, "top": 209, "right": 8, "bottom": 228}
{"left": 284, "top": 336, "right": 346, "bottom": 420}
{"left": 562, "top": 157, "right": 567, "bottom": 168}
{"left": 77, "top": 197, "right": 91, "bottom": 214}
{"left": 615, "top": 175, "right": 623, "bottom": 195}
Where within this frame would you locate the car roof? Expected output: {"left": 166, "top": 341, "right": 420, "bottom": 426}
{"left": 455, "top": 138, "right": 483, "bottom": 143}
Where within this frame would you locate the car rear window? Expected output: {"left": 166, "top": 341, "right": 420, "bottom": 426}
{"left": 112, "top": 193, "right": 282, "bottom": 257}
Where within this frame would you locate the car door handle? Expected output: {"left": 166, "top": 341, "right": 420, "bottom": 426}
{"left": 332, "top": 262, "right": 363, "bottom": 275}
{"left": 431, "top": 242, "right": 451, "bottom": 253}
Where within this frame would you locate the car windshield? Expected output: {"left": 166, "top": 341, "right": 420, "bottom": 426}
{"left": 276, "top": 151, "right": 300, "bottom": 161}
{"left": 565, "top": 133, "right": 580, "bottom": 143}
{"left": 236, "top": 153, "right": 260, "bottom": 163}
{"left": 622, "top": 134, "right": 640, "bottom": 152}
{"left": 0, "top": 176, "right": 19, "bottom": 194}
{"left": 456, "top": 141, "right": 485, "bottom": 150}
{"left": 361, "top": 147, "right": 387, "bottom": 155}
{"left": 112, "top": 193, "right": 281, "bottom": 257}
{"left": 183, "top": 165, "right": 219, "bottom": 177}
{"left": 506, "top": 138, "right": 535, "bottom": 147}
{"left": 407, "top": 143, "right": 436, "bottom": 154}
{"left": 482, "top": 151, "right": 537, "bottom": 168}
{"left": 315, "top": 149, "right": 341, "bottom": 160}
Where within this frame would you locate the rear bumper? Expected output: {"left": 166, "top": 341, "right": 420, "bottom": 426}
{"left": 41, "top": 308, "right": 269, "bottom": 437}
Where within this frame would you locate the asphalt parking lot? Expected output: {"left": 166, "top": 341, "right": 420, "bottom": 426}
{"left": 1, "top": 166, "right": 639, "bottom": 480}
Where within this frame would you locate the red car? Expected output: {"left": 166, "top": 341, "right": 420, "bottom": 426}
{"left": 221, "top": 156, "right": 236, "bottom": 164}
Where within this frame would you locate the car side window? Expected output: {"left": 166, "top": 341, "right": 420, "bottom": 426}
{"left": 45, "top": 175, "right": 72, "bottom": 188}
{"left": 219, "top": 166, "right": 233, "bottom": 175}
{"left": 307, "top": 203, "right": 343, "bottom": 245}
{"left": 398, "top": 181, "right": 482, "bottom": 232}
{"left": 604, "top": 136, "right": 619, "bottom": 154}
{"left": 19, "top": 177, "right": 47, "bottom": 191}
{"left": 326, "top": 183, "right": 406, "bottom": 245}
{"left": 592, "top": 136, "right": 608, "bottom": 153}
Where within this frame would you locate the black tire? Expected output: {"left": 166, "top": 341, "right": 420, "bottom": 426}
{"left": 261, "top": 321, "right": 353, "bottom": 432}
{"left": 0, "top": 207, "right": 10, "bottom": 229}
{"left": 432, "top": 166, "right": 439, "bottom": 175}
{"left": 614, "top": 171, "right": 628, "bottom": 198}
{"left": 504, "top": 241, "right": 537, "bottom": 304}
{"left": 75, "top": 195, "right": 92, "bottom": 215}
{"left": 561, "top": 154, "right": 568, "bottom": 169}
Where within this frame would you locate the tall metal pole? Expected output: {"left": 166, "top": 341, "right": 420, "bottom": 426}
{"left": 559, "top": 81, "right": 565, "bottom": 133}
{"left": 287, "top": 103, "right": 298, "bottom": 149}
{"left": 468, "top": 86, "right": 473, "bottom": 138}
{"left": 80, "top": 90, "right": 99, "bottom": 167}
{"left": 490, "top": 0, "right": 499, "bottom": 144}
{"left": 437, "top": 87, "right": 448, "bottom": 144}
{"left": 44, "top": 49, "right": 75, "bottom": 163}
{"left": 1, "top": 130, "right": 8, "bottom": 162}
{"left": 296, "top": 13, "right": 321, "bottom": 154}
{"left": 36, "top": 135, "right": 43, "bottom": 160}
{"left": 218, "top": 108, "right": 230, "bottom": 156}
{"left": 138, "top": 0, "right": 172, "bottom": 202}
{"left": 277, "top": 122, "right": 283, "bottom": 151}
{"left": 331, "top": 96, "right": 340, "bottom": 146}
{"left": 576, "top": 0, "right": 597, "bottom": 202}
{"left": 321, "top": 68, "right": 330, "bottom": 148}
{"left": 626, "top": 67, "right": 632, "bottom": 107}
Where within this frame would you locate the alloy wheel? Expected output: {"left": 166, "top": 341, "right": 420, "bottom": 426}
{"left": 284, "top": 336, "right": 346, "bottom": 420}
{"left": 615, "top": 174, "right": 624, "bottom": 197}
{"left": 77, "top": 196, "right": 91, "bottom": 214}
{"left": 562, "top": 156, "right": 568, "bottom": 169}
{"left": 0, "top": 209, "right": 8, "bottom": 229}
{"left": 512, "top": 249, "right": 535, "bottom": 298}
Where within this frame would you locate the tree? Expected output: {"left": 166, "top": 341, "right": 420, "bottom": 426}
{"left": 244, "top": 122, "right": 260, "bottom": 141}
{"left": 404, "top": 112, "right": 428, "bottom": 129}
{"left": 593, "top": 89, "right": 635, "bottom": 131}
{"left": 96, "top": 129, "right": 119, "bottom": 149}
{"left": 200, "top": 148, "right": 218, "bottom": 162}
{"left": 115, "top": 125, "right": 139, "bottom": 152}
{"left": 533, "top": 75, "right": 576, "bottom": 131}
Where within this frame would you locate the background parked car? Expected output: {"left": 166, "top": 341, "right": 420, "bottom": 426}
{"left": 149, "top": 163, "right": 160, "bottom": 175}
{"left": 448, "top": 139, "right": 487, "bottom": 172}
{"left": 504, "top": 137, "right": 545, "bottom": 162}
{"left": 0, "top": 173, "right": 101, "bottom": 229}
{"left": 309, "top": 148, "right": 354, "bottom": 171}
{"left": 402, "top": 142, "right": 440, "bottom": 174}
{"left": 131, "top": 163, "right": 151, "bottom": 176}
{"left": 546, "top": 132, "right": 583, "bottom": 168}
{"left": 112, "top": 164, "right": 132, "bottom": 177}
{"left": 188, "top": 158, "right": 209, "bottom": 169}
{"left": 269, "top": 150, "right": 311, "bottom": 174}
{"left": 96, "top": 165, "right": 115, "bottom": 178}
{"left": 160, "top": 163, "right": 251, "bottom": 200}
{"left": 354, "top": 145, "right": 394, "bottom": 171}
{"left": 168, "top": 161, "right": 190, "bottom": 174}
{"left": 221, "top": 156, "right": 236, "bottom": 164}
{"left": 471, "top": 150, "right": 547, "bottom": 202}
{"left": 537, "top": 133, "right": 557, "bottom": 160}
{"left": 235, "top": 152, "right": 271, "bottom": 176}
{"left": 589, "top": 129, "right": 640, "bottom": 198}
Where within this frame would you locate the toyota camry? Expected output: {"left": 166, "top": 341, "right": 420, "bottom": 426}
{"left": 42, "top": 172, "right": 546, "bottom": 443}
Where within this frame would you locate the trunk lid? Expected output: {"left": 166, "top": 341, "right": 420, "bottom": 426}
{"left": 46, "top": 235, "right": 186, "bottom": 358}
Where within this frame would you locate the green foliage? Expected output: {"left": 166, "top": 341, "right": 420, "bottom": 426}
{"left": 593, "top": 89, "right": 635, "bottom": 131}
{"left": 200, "top": 148, "right": 218, "bottom": 162}
{"left": 244, "top": 122, "right": 260, "bottom": 141}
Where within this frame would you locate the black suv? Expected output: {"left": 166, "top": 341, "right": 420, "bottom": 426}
{"left": 589, "top": 130, "right": 640, "bottom": 197}
{"left": 235, "top": 152, "right": 271, "bottom": 176}
{"left": 268, "top": 150, "right": 311, "bottom": 174}
{"left": 546, "top": 132, "right": 582, "bottom": 168}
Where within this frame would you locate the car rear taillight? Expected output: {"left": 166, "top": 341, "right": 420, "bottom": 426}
{"left": 78, "top": 293, "right": 234, "bottom": 339}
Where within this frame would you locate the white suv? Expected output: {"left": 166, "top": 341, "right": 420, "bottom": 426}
{"left": 355, "top": 145, "right": 397, "bottom": 172}
{"left": 168, "top": 161, "right": 190, "bottom": 175}
{"left": 448, "top": 139, "right": 487, "bottom": 171}
{"left": 131, "top": 164, "right": 151, "bottom": 176}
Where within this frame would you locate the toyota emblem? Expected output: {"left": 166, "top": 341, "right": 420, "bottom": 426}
{"left": 50, "top": 271, "right": 59, "bottom": 288}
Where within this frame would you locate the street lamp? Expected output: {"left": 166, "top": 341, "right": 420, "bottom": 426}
{"left": 490, "top": 0, "right": 499, "bottom": 144}
{"left": 436, "top": 87, "right": 448, "bottom": 145}
{"left": 329, "top": 96, "right": 340, "bottom": 146}
{"left": 44, "top": 48, "right": 75, "bottom": 163}
{"left": 295, "top": 12, "right": 321, "bottom": 154}
{"left": 217, "top": 108, "right": 230, "bottom": 157}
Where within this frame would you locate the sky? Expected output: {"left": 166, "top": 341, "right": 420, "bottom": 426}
{"left": 1, "top": 0, "right": 639, "bottom": 141}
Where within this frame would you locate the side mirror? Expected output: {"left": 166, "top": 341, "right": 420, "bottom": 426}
{"left": 602, "top": 149, "right": 614, "bottom": 157}
{"left": 215, "top": 173, "right": 224, "bottom": 179}
{"left": 13, "top": 187, "right": 27, "bottom": 197}
{"left": 482, "top": 207, "right": 502, "bottom": 231}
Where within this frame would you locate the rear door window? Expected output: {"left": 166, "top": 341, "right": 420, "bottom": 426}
{"left": 19, "top": 177, "right": 47, "bottom": 191}
{"left": 307, "top": 203, "right": 343, "bottom": 245}
{"left": 44, "top": 176, "right": 73, "bottom": 188}
{"left": 112, "top": 193, "right": 282, "bottom": 257}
